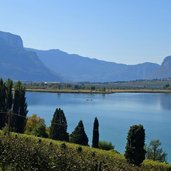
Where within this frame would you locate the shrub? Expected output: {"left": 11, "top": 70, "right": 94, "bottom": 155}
{"left": 99, "top": 141, "right": 114, "bottom": 150}
{"left": 76, "top": 146, "right": 82, "bottom": 153}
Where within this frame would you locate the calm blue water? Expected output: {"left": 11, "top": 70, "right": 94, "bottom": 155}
{"left": 26, "top": 92, "right": 171, "bottom": 162}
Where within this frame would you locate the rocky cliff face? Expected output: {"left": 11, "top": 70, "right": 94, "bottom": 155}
{"left": 162, "top": 56, "right": 171, "bottom": 68}
{"left": 153, "top": 56, "right": 171, "bottom": 79}
{"left": 0, "top": 31, "right": 61, "bottom": 82}
{"left": 0, "top": 31, "right": 23, "bottom": 48}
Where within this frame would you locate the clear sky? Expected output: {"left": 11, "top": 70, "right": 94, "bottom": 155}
{"left": 0, "top": 0, "right": 171, "bottom": 64}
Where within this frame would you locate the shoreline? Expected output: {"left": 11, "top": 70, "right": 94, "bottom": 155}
{"left": 25, "top": 88, "right": 171, "bottom": 94}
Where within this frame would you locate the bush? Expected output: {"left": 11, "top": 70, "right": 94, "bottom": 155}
{"left": 76, "top": 146, "right": 82, "bottom": 153}
{"left": 99, "top": 141, "right": 114, "bottom": 150}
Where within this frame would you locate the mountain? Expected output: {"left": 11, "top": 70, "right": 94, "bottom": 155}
{"left": 27, "top": 48, "right": 160, "bottom": 82}
{"left": 1, "top": 31, "right": 170, "bottom": 83}
{"left": 153, "top": 56, "right": 171, "bottom": 79}
{"left": 0, "top": 31, "right": 61, "bottom": 82}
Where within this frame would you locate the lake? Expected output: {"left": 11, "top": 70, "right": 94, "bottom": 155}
{"left": 26, "top": 92, "right": 171, "bottom": 162}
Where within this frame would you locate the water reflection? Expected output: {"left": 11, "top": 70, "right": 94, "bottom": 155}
{"left": 160, "top": 93, "right": 171, "bottom": 110}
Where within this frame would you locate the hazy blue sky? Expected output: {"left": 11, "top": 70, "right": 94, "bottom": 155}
{"left": 0, "top": 0, "right": 171, "bottom": 64}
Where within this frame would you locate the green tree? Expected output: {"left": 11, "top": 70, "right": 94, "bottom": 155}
{"left": 125, "top": 124, "right": 146, "bottom": 166}
{"left": 0, "top": 79, "right": 6, "bottom": 112}
{"left": 49, "top": 108, "right": 69, "bottom": 141}
{"left": 33, "top": 120, "right": 48, "bottom": 138}
{"left": 5, "top": 79, "right": 13, "bottom": 112}
{"left": 12, "top": 82, "right": 20, "bottom": 115}
{"left": 146, "top": 139, "right": 167, "bottom": 162}
{"left": 91, "top": 86, "right": 96, "bottom": 91}
{"left": 92, "top": 117, "right": 99, "bottom": 148}
{"left": 0, "top": 79, "right": 7, "bottom": 129}
{"left": 70, "top": 120, "right": 88, "bottom": 146}
{"left": 12, "top": 81, "right": 28, "bottom": 133}
{"left": 25, "top": 114, "right": 48, "bottom": 138}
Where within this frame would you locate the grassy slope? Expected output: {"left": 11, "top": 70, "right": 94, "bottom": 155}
{"left": 0, "top": 131, "right": 171, "bottom": 171}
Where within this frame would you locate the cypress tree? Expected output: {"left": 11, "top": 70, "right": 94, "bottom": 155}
{"left": 50, "top": 108, "right": 69, "bottom": 141}
{"left": 70, "top": 120, "right": 88, "bottom": 146}
{"left": 0, "top": 79, "right": 6, "bottom": 112}
{"left": 5, "top": 79, "right": 13, "bottom": 112}
{"left": 12, "top": 82, "right": 20, "bottom": 114}
{"left": 12, "top": 82, "right": 20, "bottom": 131}
{"left": 92, "top": 117, "right": 99, "bottom": 148}
{"left": 125, "top": 124, "right": 146, "bottom": 166}
{"left": 12, "top": 81, "right": 28, "bottom": 133}
{"left": 18, "top": 86, "right": 28, "bottom": 133}
{"left": 0, "top": 79, "right": 7, "bottom": 129}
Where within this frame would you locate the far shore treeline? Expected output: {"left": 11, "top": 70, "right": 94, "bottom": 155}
{"left": 0, "top": 78, "right": 168, "bottom": 167}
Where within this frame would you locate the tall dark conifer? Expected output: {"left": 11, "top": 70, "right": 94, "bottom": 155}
{"left": 18, "top": 86, "right": 28, "bottom": 133}
{"left": 92, "top": 117, "right": 99, "bottom": 148}
{"left": 125, "top": 124, "right": 146, "bottom": 166}
{"left": 12, "top": 81, "right": 28, "bottom": 133}
{"left": 0, "top": 79, "right": 6, "bottom": 129}
{"left": 5, "top": 79, "right": 13, "bottom": 112}
{"left": 0, "top": 79, "right": 6, "bottom": 112}
{"left": 12, "top": 83, "right": 20, "bottom": 114}
{"left": 50, "top": 108, "right": 69, "bottom": 141}
{"left": 70, "top": 120, "right": 88, "bottom": 146}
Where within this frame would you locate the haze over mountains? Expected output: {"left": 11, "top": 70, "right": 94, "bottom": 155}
{"left": 0, "top": 31, "right": 171, "bottom": 82}
{"left": 28, "top": 48, "right": 160, "bottom": 82}
{"left": 0, "top": 31, "right": 61, "bottom": 82}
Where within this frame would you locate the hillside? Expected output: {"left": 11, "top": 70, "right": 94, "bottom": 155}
{"left": 0, "top": 31, "right": 61, "bottom": 82}
{"left": 0, "top": 131, "right": 170, "bottom": 171}
{"left": 153, "top": 56, "right": 171, "bottom": 79}
{"left": 28, "top": 48, "right": 160, "bottom": 82}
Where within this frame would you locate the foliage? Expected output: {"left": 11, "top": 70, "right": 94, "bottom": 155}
{"left": 0, "top": 132, "right": 171, "bottom": 171}
{"left": 0, "top": 79, "right": 29, "bottom": 134}
{"left": 0, "top": 79, "right": 6, "bottom": 112}
{"left": 92, "top": 117, "right": 99, "bottom": 148}
{"left": 146, "top": 139, "right": 167, "bottom": 162}
{"left": 0, "top": 79, "right": 7, "bottom": 130}
{"left": 49, "top": 108, "right": 69, "bottom": 141}
{"left": 32, "top": 120, "right": 48, "bottom": 138}
{"left": 70, "top": 120, "right": 88, "bottom": 146}
{"left": 5, "top": 79, "right": 13, "bottom": 112}
{"left": 12, "top": 81, "right": 28, "bottom": 133}
{"left": 99, "top": 141, "right": 114, "bottom": 151}
{"left": 25, "top": 114, "right": 48, "bottom": 138}
{"left": 125, "top": 124, "right": 146, "bottom": 166}
{"left": 24, "top": 78, "right": 171, "bottom": 93}
{"left": 0, "top": 112, "right": 6, "bottom": 131}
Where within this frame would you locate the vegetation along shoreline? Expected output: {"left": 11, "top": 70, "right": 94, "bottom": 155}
{"left": 25, "top": 88, "right": 171, "bottom": 94}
